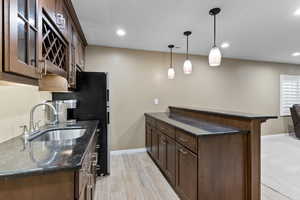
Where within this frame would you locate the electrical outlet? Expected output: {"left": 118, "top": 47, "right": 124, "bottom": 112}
{"left": 154, "top": 98, "right": 159, "bottom": 105}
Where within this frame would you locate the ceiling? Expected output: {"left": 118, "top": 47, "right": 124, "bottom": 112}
{"left": 71, "top": 0, "right": 300, "bottom": 64}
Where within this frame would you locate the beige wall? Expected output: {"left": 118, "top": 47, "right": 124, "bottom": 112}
{"left": 86, "top": 45, "right": 300, "bottom": 150}
{"left": 0, "top": 84, "right": 51, "bottom": 143}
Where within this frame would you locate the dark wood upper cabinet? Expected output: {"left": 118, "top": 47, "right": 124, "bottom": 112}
{"left": 41, "top": 13, "right": 68, "bottom": 77}
{"left": 4, "top": 0, "right": 40, "bottom": 79}
{"left": 175, "top": 144, "right": 198, "bottom": 200}
{"left": 1, "top": 0, "right": 87, "bottom": 87}
{"left": 68, "top": 22, "right": 78, "bottom": 88}
{"left": 41, "top": 0, "right": 68, "bottom": 38}
{"left": 40, "top": 0, "right": 86, "bottom": 87}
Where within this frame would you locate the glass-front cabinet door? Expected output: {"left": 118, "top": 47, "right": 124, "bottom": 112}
{"left": 4, "top": 0, "right": 40, "bottom": 79}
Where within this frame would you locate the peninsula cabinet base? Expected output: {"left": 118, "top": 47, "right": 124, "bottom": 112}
{"left": 147, "top": 129, "right": 247, "bottom": 200}
{"left": 197, "top": 134, "right": 246, "bottom": 200}
{"left": 146, "top": 107, "right": 276, "bottom": 200}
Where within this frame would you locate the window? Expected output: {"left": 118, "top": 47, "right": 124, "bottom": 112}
{"left": 280, "top": 75, "right": 300, "bottom": 116}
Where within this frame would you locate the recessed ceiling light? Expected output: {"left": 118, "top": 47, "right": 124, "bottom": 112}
{"left": 116, "top": 29, "right": 126, "bottom": 37}
{"left": 292, "top": 52, "right": 300, "bottom": 57}
{"left": 221, "top": 42, "right": 230, "bottom": 49}
{"left": 294, "top": 8, "right": 300, "bottom": 16}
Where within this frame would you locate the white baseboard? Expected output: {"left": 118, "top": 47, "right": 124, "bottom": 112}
{"left": 110, "top": 148, "right": 146, "bottom": 155}
{"left": 262, "top": 133, "right": 289, "bottom": 139}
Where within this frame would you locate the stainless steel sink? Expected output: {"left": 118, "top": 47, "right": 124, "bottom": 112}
{"left": 33, "top": 128, "right": 86, "bottom": 142}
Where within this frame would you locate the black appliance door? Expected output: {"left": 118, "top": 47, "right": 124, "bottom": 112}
{"left": 75, "top": 72, "right": 109, "bottom": 176}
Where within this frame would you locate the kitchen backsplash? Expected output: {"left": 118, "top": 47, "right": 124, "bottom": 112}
{"left": 0, "top": 85, "right": 51, "bottom": 143}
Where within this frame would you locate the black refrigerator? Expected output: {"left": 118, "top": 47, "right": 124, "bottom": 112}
{"left": 53, "top": 72, "right": 110, "bottom": 176}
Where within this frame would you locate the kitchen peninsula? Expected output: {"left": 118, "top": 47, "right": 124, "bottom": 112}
{"left": 145, "top": 106, "right": 277, "bottom": 200}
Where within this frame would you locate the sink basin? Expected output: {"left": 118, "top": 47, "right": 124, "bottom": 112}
{"left": 34, "top": 128, "right": 86, "bottom": 142}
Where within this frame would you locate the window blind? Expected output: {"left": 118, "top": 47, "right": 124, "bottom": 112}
{"left": 280, "top": 74, "right": 300, "bottom": 116}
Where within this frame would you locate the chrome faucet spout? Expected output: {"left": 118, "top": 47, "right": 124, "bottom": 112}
{"left": 29, "top": 103, "right": 58, "bottom": 133}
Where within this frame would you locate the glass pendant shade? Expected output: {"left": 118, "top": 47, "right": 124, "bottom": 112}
{"left": 168, "top": 68, "right": 175, "bottom": 79}
{"left": 209, "top": 46, "right": 222, "bottom": 67}
{"left": 209, "top": 8, "right": 222, "bottom": 67}
{"left": 183, "top": 59, "right": 192, "bottom": 74}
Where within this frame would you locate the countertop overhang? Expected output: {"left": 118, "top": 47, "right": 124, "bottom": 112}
{"left": 145, "top": 112, "right": 249, "bottom": 136}
{"left": 0, "top": 120, "right": 99, "bottom": 178}
{"left": 169, "top": 106, "right": 278, "bottom": 120}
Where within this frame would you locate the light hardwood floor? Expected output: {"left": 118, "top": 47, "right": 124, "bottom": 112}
{"left": 95, "top": 135, "right": 298, "bottom": 200}
{"left": 95, "top": 152, "right": 179, "bottom": 200}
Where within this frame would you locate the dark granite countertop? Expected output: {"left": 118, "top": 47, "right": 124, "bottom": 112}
{"left": 145, "top": 112, "right": 249, "bottom": 136}
{"left": 0, "top": 120, "right": 98, "bottom": 178}
{"left": 169, "top": 106, "right": 278, "bottom": 120}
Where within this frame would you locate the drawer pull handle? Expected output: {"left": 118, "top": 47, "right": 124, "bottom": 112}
{"left": 178, "top": 137, "right": 188, "bottom": 142}
{"left": 92, "top": 153, "right": 98, "bottom": 166}
{"left": 179, "top": 149, "right": 188, "bottom": 155}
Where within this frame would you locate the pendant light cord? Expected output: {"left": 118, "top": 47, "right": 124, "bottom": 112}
{"left": 170, "top": 47, "right": 173, "bottom": 68}
{"left": 186, "top": 35, "right": 189, "bottom": 59}
{"left": 214, "top": 15, "right": 216, "bottom": 47}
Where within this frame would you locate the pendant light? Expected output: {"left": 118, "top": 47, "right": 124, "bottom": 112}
{"left": 209, "top": 8, "right": 222, "bottom": 67}
{"left": 183, "top": 31, "right": 192, "bottom": 74}
{"left": 167, "top": 44, "right": 175, "bottom": 79}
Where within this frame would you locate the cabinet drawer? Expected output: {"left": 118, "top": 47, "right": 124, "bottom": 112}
{"left": 157, "top": 121, "right": 175, "bottom": 139}
{"left": 176, "top": 129, "right": 197, "bottom": 153}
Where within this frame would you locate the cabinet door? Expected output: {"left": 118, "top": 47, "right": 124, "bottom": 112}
{"left": 74, "top": 32, "right": 81, "bottom": 66}
{"left": 176, "top": 144, "right": 198, "bottom": 200}
{"left": 146, "top": 125, "right": 152, "bottom": 153}
{"left": 151, "top": 129, "right": 159, "bottom": 161}
{"left": 165, "top": 136, "right": 176, "bottom": 186}
{"left": 5, "top": 0, "right": 40, "bottom": 79}
{"left": 79, "top": 41, "right": 85, "bottom": 67}
{"left": 158, "top": 133, "right": 166, "bottom": 169}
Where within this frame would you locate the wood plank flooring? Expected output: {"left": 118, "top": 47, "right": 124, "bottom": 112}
{"left": 95, "top": 135, "right": 299, "bottom": 200}
{"left": 95, "top": 152, "right": 179, "bottom": 200}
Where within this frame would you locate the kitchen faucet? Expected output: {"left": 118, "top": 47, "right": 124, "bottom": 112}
{"left": 20, "top": 103, "right": 58, "bottom": 147}
{"left": 29, "top": 103, "right": 58, "bottom": 134}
